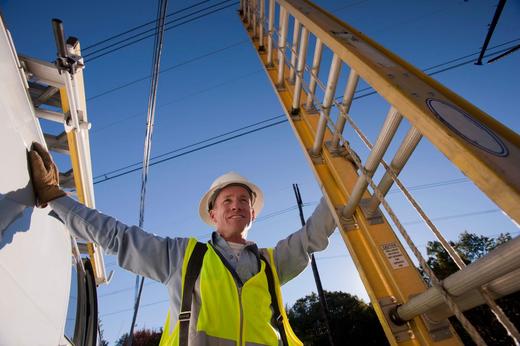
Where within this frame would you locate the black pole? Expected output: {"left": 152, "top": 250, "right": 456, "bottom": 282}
{"left": 292, "top": 184, "right": 335, "bottom": 346}
{"left": 51, "top": 19, "right": 68, "bottom": 59}
{"left": 475, "top": 0, "right": 507, "bottom": 65}
{"left": 126, "top": 276, "right": 145, "bottom": 346}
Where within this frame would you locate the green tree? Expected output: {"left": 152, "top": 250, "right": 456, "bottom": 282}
{"left": 115, "top": 327, "right": 162, "bottom": 346}
{"left": 98, "top": 319, "right": 109, "bottom": 346}
{"left": 425, "top": 231, "right": 519, "bottom": 345}
{"left": 287, "top": 290, "right": 388, "bottom": 345}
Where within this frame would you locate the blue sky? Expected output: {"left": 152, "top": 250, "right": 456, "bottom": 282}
{"left": 2, "top": 0, "right": 519, "bottom": 343}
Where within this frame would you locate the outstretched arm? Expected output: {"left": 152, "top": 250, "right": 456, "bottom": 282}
{"left": 273, "top": 197, "right": 336, "bottom": 285}
{"left": 50, "top": 196, "right": 188, "bottom": 284}
{"left": 28, "top": 142, "right": 187, "bottom": 283}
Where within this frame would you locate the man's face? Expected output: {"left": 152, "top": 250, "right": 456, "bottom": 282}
{"left": 209, "top": 185, "right": 255, "bottom": 242}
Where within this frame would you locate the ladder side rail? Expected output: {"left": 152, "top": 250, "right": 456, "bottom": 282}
{"left": 21, "top": 42, "right": 108, "bottom": 284}
{"left": 60, "top": 39, "right": 108, "bottom": 285}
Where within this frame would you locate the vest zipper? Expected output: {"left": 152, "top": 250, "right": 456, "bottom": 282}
{"left": 238, "top": 286, "right": 244, "bottom": 346}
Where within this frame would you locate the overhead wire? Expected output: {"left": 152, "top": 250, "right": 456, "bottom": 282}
{"left": 94, "top": 114, "right": 283, "bottom": 179}
{"left": 84, "top": 0, "right": 238, "bottom": 62}
{"left": 87, "top": 39, "right": 248, "bottom": 101}
{"left": 82, "top": 0, "right": 216, "bottom": 51}
{"left": 90, "top": 68, "right": 262, "bottom": 133}
{"left": 90, "top": 38, "right": 518, "bottom": 185}
{"left": 84, "top": 0, "right": 235, "bottom": 57}
{"left": 94, "top": 116, "right": 287, "bottom": 184}
{"left": 127, "top": 0, "right": 169, "bottom": 342}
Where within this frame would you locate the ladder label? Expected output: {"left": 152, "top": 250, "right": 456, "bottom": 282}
{"left": 381, "top": 243, "right": 409, "bottom": 269}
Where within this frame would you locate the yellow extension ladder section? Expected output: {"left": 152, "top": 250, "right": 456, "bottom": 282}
{"left": 239, "top": 0, "right": 520, "bottom": 344}
{"left": 19, "top": 21, "right": 108, "bottom": 285}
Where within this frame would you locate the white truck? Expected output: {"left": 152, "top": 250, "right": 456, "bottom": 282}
{"left": 0, "top": 14, "right": 107, "bottom": 345}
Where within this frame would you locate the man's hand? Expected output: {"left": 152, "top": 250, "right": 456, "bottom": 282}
{"left": 28, "top": 142, "right": 66, "bottom": 208}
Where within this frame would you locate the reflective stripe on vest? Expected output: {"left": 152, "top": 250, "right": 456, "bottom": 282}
{"left": 160, "top": 238, "right": 303, "bottom": 346}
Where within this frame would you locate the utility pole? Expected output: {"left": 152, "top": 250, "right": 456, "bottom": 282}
{"left": 292, "top": 184, "right": 335, "bottom": 346}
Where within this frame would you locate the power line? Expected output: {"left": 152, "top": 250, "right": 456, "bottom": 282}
{"left": 93, "top": 114, "right": 285, "bottom": 181}
{"left": 84, "top": 0, "right": 235, "bottom": 58}
{"left": 103, "top": 299, "right": 169, "bottom": 318}
{"left": 91, "top": 38, "right": 519, "bottom": 185}
{"left": 82, "top": 0, "right": 216, "bottom": 51}
{"left": 94, "top": 117, "right": 288, "bottom": 184}
{"left": 387, "top": 178, "right": 469, "bottom": 194}
{"left": 87, "top": 39, "right": 248, "bottom": 101}
{"left": 128, "top": 0, "right": 169, "bottom": 341}
{"left": 401, "top": 209, "right": 502, "bottom": 226}
{"left": 90, "top": 69, "right": 262, "bottom": 135}
{"left": 84, "top": 0, "right": 238, "bottom": 62}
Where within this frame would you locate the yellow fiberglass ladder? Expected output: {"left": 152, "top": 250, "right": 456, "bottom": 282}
{"left": 239, "top": 0, "right": 520, "bottom": 345}
{"left": 19, "top": 20, "right": 109, "bottom": 286}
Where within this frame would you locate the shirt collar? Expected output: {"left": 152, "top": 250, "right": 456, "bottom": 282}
{"left": 210, "top": 231, "right": 259, "bottom": 253}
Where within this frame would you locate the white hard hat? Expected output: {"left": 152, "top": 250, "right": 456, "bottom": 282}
{"left": 199, "top": 172, "right": 264, "bottom": 227}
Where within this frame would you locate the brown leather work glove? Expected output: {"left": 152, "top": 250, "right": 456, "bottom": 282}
{"left": 28, "top": 142, "right": 66, "bottom": 208}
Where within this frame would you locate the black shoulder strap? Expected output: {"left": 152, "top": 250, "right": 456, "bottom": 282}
{"left": 260, "top": 254, "right": 289, "bottom": 346}
{"left": 179, "top": 241, "right": 207, "bottom": 346}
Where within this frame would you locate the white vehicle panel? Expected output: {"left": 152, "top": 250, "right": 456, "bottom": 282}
{"left": 0, "top": 16, "right": 72, "bottom": 345}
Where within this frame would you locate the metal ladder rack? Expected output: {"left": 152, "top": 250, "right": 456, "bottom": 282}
{"left": 240, "top": 0, "right": 520, "bottom": 344}
{"left": 18, "top": 24, "right": 108, "bottom": 285}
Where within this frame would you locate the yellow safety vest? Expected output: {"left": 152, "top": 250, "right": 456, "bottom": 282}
{"left": 159, "top": 238, "right": 302, "bottom": 346}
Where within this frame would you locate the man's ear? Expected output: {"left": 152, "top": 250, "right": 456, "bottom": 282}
{"left": 209, "top": 209, "right": 217, "bottom": 223}
{"left": 251, "top": 208, "right": 256, "bottom": 221}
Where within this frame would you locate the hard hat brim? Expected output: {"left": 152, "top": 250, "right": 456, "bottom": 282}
{"left": 199, "top": 174, "right": 264, "bottom": 227}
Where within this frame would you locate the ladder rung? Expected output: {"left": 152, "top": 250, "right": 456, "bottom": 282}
{"left": 310, "top": 53, "right": 341, "bottom": 156}
{"left": 36, "top": 109, "right": 65, "bottom": 123}
{"left": 425, "top": 267, "right": 520, "bottom": 323}
{"left": 44, "top": 131, "right": 69, "bottom": 154}
{"left": 276, "top": 7, "right": 289, "bottom": 87}
{"left": 33, "top": 85, "right": 60, "bottom": 107}
{"left": 258, "top": 0, "right": 265, "bottom": 50}
{"left": 288, "top": 19, "right": 301, "bottom": 84}
{"left": 304, "top": 38, "right": 323, "bottom": 112}
{"left": 330, "top": 69, "right": 359, "bottom": 150}
{"left": 266, "top": 0, "right": 275, "bottom": 66}
{"left": 19, "top": 55, "right": 64, "bottom": 88}
{"left": 396, "top": 235, "right": 520, "bottom": 322}
{"left": 366, "top": 127, "right": 422, "bottom": 213}
{"left": 59, "top": 169, "right": 75, "bottom": 189}
{"left": 341, "top": 107, "right": 402, "bottom": 220}
{"left": 291, "top": 26, "right": 309, "bottom": 114}
{"left": 28, "top": 82, "right": 62, "bottom": 108}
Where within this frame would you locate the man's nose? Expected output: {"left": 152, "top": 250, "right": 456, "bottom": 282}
{"left": 230, "top": 200, "right": 241, "bottom": 210}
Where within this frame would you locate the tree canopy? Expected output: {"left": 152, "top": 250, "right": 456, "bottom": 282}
{"left": 115, "top": 327, "right": 162, "bottom": 346}
{"left": 287, "top": 290, "right": 388, "bottom": 345}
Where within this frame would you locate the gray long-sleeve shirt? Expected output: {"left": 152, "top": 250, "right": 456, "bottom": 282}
{"left": 49, "top": 195, "right": 336, "bottom": 328}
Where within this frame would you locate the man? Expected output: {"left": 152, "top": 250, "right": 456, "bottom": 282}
{"left": 29, "top": 142, "right": 336, "bottom": 346}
